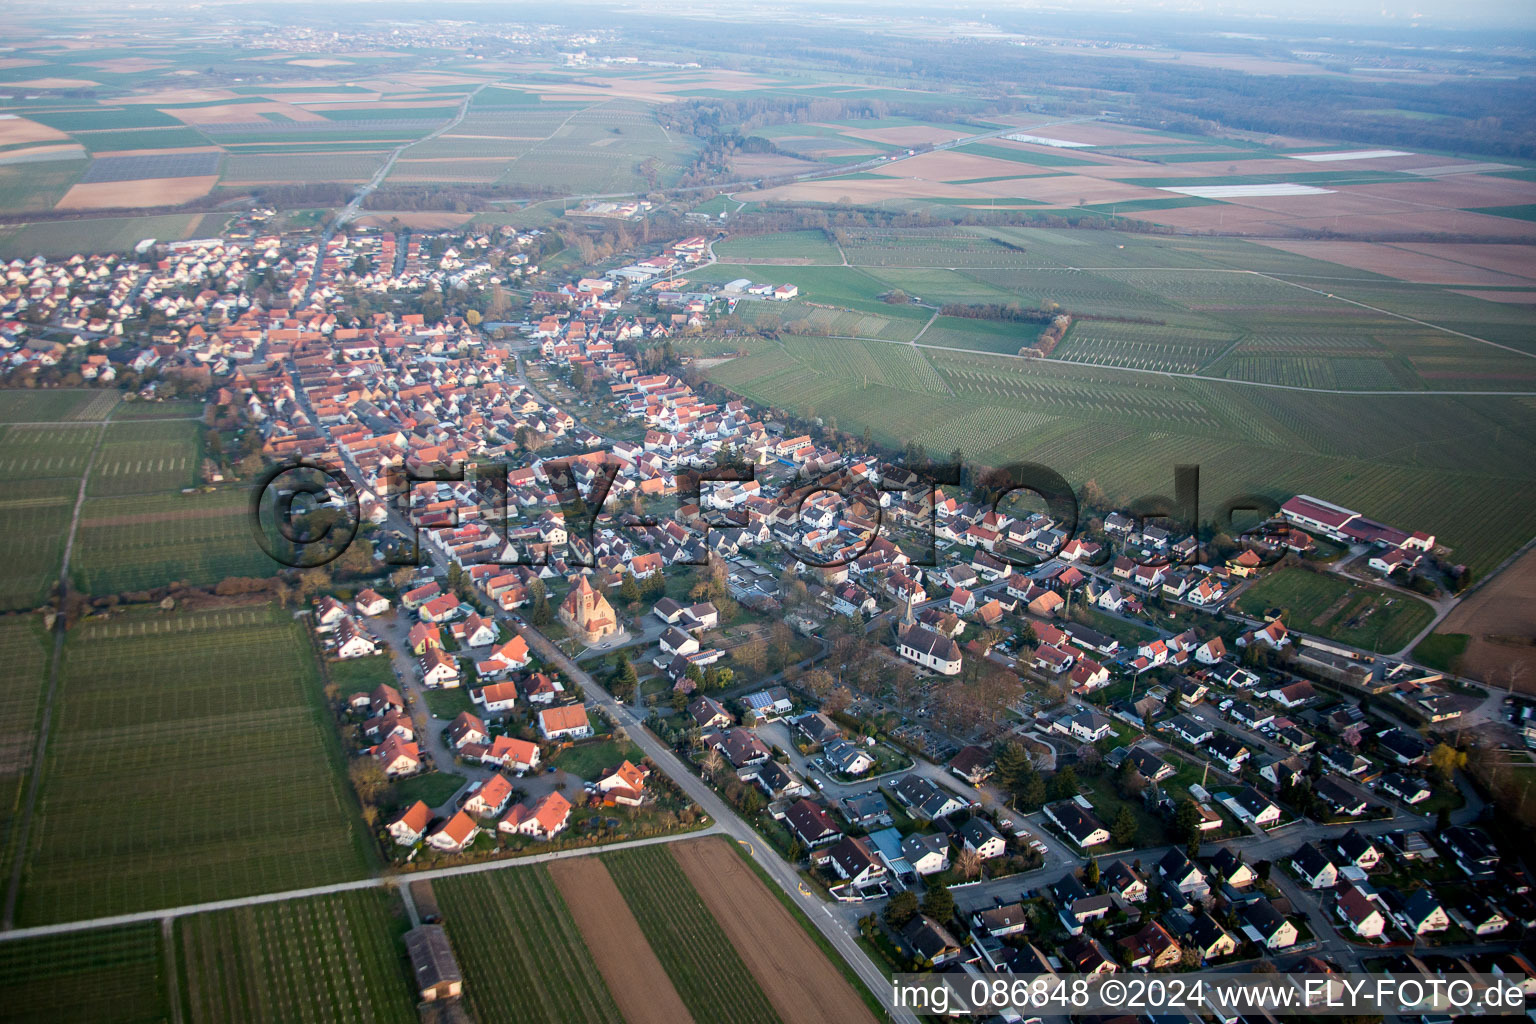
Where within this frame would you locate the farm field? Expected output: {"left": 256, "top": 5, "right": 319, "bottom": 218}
{"left": 70, "top": 487, "right": 279, "bottom": 594}
{"left": 0, "top": 389, "right": 118, "bottom": 423}
{"left": 16, "top": 605, "right": 373, "bottom": 924}
{"left": 436, "top": 865, "right": 626, "bottom": 1024}
{"left": 0, "top": 477, "right": 78, "bottom": 611}
{"left": 1428, "top": 544, "right": 1536, "bottom": 688}
{"left": 1233, "top": 567, "right": 1436, "bottom": 654}
{"left": 0, "top": 422, "right": 101, "bottom": 481}
{"left": 87, "top": 419, "right": 200, "bottom": 497}
{"left": 0, "top": 159, "right": 86, "bottom": 213}
{"left": 547, "top": 855, "right": 693, "bottom": 1024}
{"left": 917, "top": 315, "right": 1038, "bottom": 355}
{"left": 602, "top": 845, "right": 782, "bottom": 1024}
{"left": 670, "top": 837, "right": 879, "bottom": 1024}
{"left": 706, "top": 341, "right": 1536, "bottom": 580}
{"left": 111, "top": 399, "right": 205, "bottom": 421}
{"left": 0, "top": 922, "right": 170, "bottom": 1024}
{"left": 0, "top": 214, "right": 203, "bottom": 257}
{"left": 0, "top": 618, "right": 50, "bottom": 891}
{"left": 715, "top": 229, "right": 843, "bottom": 263}
{"left": 698, "top": 223, "right": 1536, "bottom": 579}
{"left": 175, "top": 890, "right": 415, "bottom": 1024}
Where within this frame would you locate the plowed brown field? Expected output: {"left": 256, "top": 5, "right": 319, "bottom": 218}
{"left": 670, "top": 837, "right": 877, "bottom": 1024}
{"left": 548, "top": 856, "right": 696, "bottom": 1024}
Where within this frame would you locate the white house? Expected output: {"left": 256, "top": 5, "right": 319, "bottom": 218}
{"left": 537, "top": 704, "right": 593, "bottom": 741}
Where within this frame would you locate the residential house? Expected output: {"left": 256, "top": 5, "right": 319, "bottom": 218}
{"left": 959, "top": 818, "right": 1007, "bottom": 860}
{"left": 427, "top": 810, "right": 480, "bottom": 853}
{"left": 1044, "top": 800, "right": 1110, "bottom": 848}
{"left": 901, "top": 833, "right": 952, "bottom": 876}
{"left": 388, "top": 801, "right": 432, "bottom": 846}
{"left": 498, "top": 791, "right": 572, "bottom": 839}
{"left": 1291, "top": 843, "right": 1338, "bottom": 889}
{"left": 1239, "top": 899, "right": 1298, "bottom": 951}
{"left": 537, "top": 704, "right": 592, "bottom": 741}
{"left": 819, "top": 836, "right": 886, "bottom": 889}
{"left": 784, "top": 798, "right": 842, "bottom": 848}
{"left": 901, "top": 916, "right": 963, "bottom": 967}
{"left": 463, "top": 774, "right": 514, "bottom": 818}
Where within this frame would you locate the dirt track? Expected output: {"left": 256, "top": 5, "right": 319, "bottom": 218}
{"left": 547, "top": 857, "right": 695, "bottom": 1024}
{"left": 670, "top": 837, "right": 877, "bottom": 1024}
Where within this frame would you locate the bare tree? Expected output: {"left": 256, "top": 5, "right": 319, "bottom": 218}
{"left": 956, "top": 846, "right": 983, "bottom": 880}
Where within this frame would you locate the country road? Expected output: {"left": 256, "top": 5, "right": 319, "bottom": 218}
{"left": 334, "top": 84, "right": 489, "bottom": 228}
{"left": 508, "top": 618, "right": 921, "bottom": 1024}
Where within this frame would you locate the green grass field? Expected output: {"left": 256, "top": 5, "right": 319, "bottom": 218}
{"left": 548, "top": 737, "right": 642, "bottom": 780}
{"left": 390, "top": 771, "right": 466, "bottom": 810}
{"left": 1412, "top": 632, "right": 1469, "bottom": 673}
{"left": 17, "top": 606, "right": 374, "bottom": 924}
{"left": 0, "top": 159, "right": 85, "bottom": 212}
{"left": 0, "top": 923, "right": 169, "bottom": 1024}
{"left": 715, "top": 229, "right": 843, "bottom": 263}
{"left": 603, "top": 845, "right": 782, "bottom": 1024}
{"left": 0, "top": 618, "right": 50, "bottom": 891}
{"left": 176, "top": 890, "right": 414, "bottom": 1024}
{"left": 326, "top": 655, "right": 397, "bottom": 695}
{"left": 435, "top": 866, "right": 625, "bottom": 1024}
{"left": 1234, "top": 567, "right": 1436, "bottom": 654}
{"left": 71, "top": 488, "right": 281, "bottom": 594}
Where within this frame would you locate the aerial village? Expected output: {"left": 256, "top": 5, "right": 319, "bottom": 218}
{"left": 4, "top": 219, "right": 1532, "bottom": 986}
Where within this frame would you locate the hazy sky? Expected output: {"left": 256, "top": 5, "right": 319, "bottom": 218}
{"left": 844, "top": 0, "right": 1536, "bottom": 31}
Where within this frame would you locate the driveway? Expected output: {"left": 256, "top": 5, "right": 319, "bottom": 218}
{"left": 370, "top": 610, "right": 492, "bottom": 813}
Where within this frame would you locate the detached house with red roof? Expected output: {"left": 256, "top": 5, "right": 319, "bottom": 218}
{"left": 355, "top": 589, "right": 390, "bottom": 617}
{"left": 452, "top": 612, "right": 497, "bottom": 648}
{"left": 499, "top": 790, "right": 571, "bottom": 839}
{"left": 418, "top": 594, "right": 462, "bottom": 623}
{"left": 401, "top": 582, "right": 441, "bottom": 610}
{"left": 596, "top": 760, "right": 648, "bottom": 805}
{"left": 408, "top": 621, "right": 442, "bottom": 655}
{"left": 463, "top": 774, "right": 514, "bottom": 818}
{"left": 388, "top": 801, "right": 432, "bottom": 846}
{"left": 538, "top": 704, "right": 592, "bottom": 741}
{"left": 480, "top": 735, "right": 540, "bottom": 773}
{"left": 372, "top": 735, "right": 421, "bottom": 777}
{"left": 427, "top": 810, "right": 480, "bottom": 853}
{"left": 1239, "top": 618, "right": 1289, "bottom": 650}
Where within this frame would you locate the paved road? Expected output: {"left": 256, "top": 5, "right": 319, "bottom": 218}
{"left": 507, "top": 618, "right": 919, "bottom": 1023}
{"left": 369, "top": 611, "right": 494, "bottom": 813}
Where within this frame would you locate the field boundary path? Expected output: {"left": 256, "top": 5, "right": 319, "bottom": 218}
{"left": 0, "top": 823, "right": 719, "bottom": 943}
{"left": 162, "top": 916, "right": 185, "bottom": 1024}
{"left": 335, "top": 83, "right": 489, "bottom": 228}
{"left": 0, "top": 415, "right": 111, "bottom": 929}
